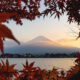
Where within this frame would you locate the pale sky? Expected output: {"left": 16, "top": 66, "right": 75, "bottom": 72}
{"left": 4, "top": 14, "right": 80, "bottom": 48}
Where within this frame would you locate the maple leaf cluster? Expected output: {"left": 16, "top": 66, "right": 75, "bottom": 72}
{"left": 0, "top": 0, "right": 80, "bottom": 24}
{"left": 66, "top": 53, "right": 80, "bottom": 80}
{"left": 0, "top": 24, "right": 20, "bottom": 57}
{"left": 43, "top": 0, "right": 66, "bottom": 19}
{"left": 66, "top": 0, "right": 80, "bottom": 25}
{"left": 0, "top": 0, "right": 41, "bottom": 25}
{"left": 0, "top": 59, "right": 18, "bottom": 80}
{"left": 43, "top": 0, "right": 80, "bottom": 25}
{"left": 0, "top": 55, "right": 80, "bottom": 80}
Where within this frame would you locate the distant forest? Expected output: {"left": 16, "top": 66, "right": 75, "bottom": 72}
{"left": 1, "top": 52, "right": 79, "bottom": 58}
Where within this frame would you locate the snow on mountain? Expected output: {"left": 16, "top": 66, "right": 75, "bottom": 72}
{"left": 26, "top": 36, "right": 61, "bottom": 47}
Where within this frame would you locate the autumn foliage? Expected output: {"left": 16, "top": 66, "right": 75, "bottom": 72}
{"left": 0, "top": 59, "right": 18, "bottom": 80}
{"left": 0, "top": 53, "right": 79, "bottom": 80}
{"left": 0, "top": 0, "right": 80, "bottom": 79}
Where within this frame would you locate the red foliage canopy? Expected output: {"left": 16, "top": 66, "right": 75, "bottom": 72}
{"left": 0, "top": 0, "right": 80, "bottom": 25}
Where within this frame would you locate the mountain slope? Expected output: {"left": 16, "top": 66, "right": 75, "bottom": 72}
{"left": 4, "top": 36, "right": 80, "bottom": 54}
{"left": 26, "top": 36, "right": 61, "bottom": 47}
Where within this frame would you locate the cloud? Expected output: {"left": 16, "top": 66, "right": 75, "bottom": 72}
{"left": 57, "top": 39, "right": 76, "bottom": 42}
{"left": 56, "top": 38, "right": 80, "bottom": 48}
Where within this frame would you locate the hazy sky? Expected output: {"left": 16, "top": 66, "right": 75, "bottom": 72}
{"left": 4, "top": 14, "right": 80, "bottom": 48}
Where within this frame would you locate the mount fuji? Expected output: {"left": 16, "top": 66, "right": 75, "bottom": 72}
{"left": 4, "top": 36, "right": 80, "bottom": 54}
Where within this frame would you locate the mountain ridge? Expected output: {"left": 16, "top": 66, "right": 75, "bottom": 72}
{"left": 26, "top": 36, "right": 61, "bottom": 47}
{"left": 4, "top": 36, "right": 80, "bottom": 54}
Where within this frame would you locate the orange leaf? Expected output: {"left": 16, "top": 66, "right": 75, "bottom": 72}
{"left": 0, "top": 59, "right": 18, "bottom": 79}
{"left": 0, "top": 24, "right": 20, "bottom": 44}
{"left": 0, "top": 12, "right": 16, "bottom": 23}
{"left": 0, "top": 24, "right": 20, "bottom": 57}
{"left": 0, "top": 39, "right": 4, "bottom": 57}
{"left": 18, "top": 0, "right": 22, "bottom": 9}
{"left": 58, "top": 77, "right": 65, "bottom": 80}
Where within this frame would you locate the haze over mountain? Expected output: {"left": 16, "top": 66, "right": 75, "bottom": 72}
{"left": 4, "top": 36, "right": 80, "bottom": 54}
{"left": 26, "top": 36, "right": 61, "bottom": 47}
